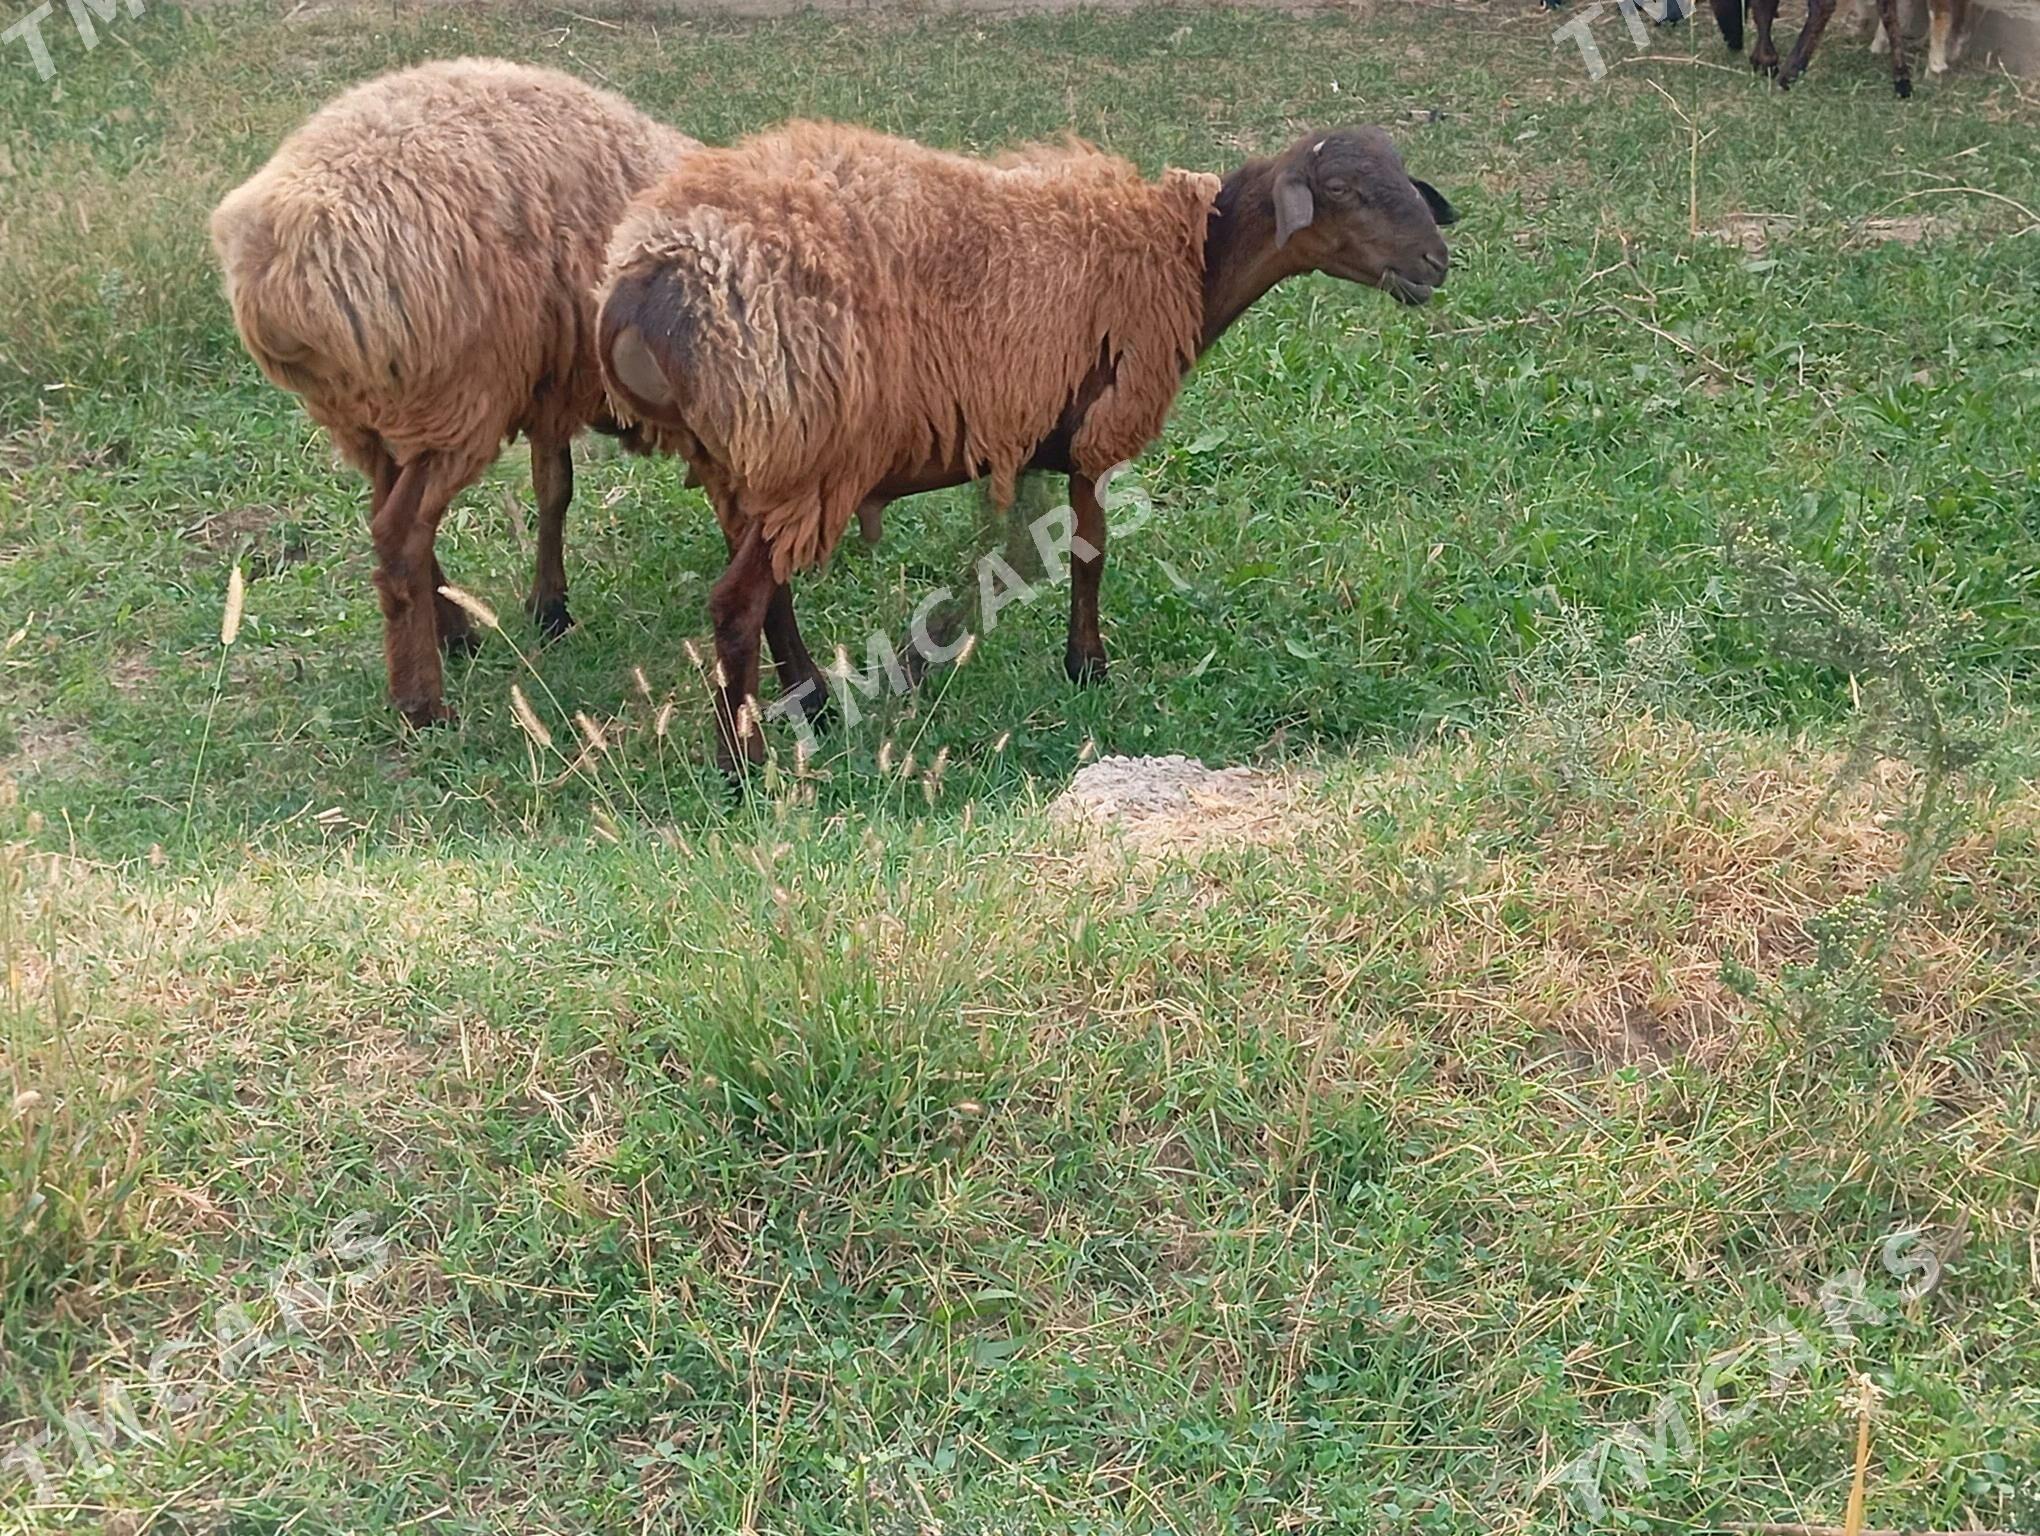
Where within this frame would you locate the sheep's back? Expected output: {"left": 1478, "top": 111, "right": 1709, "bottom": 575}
{"left": 212, "top": 58, "right": 696, "bottom": 453}
{"left": 604, "top": 124, "right": 1214, "bottom": 567}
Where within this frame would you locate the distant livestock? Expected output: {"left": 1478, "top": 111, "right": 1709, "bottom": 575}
{"left": 211, "top": 59, "right": 697, "bottom": 725}
{"left": 596, "top": 121, "right": 1458, "bottom": 774}
{"left": 1851, "top": 0, "right": 1973, "bottom": 77}
{"left": 1713, "top": 0, "right": 1960, "bottom": 92}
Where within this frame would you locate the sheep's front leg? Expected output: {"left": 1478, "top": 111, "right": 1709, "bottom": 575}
{"left": 1750, "top": 0, "right": 1781, "bottom": 72}
{"left": 1927, "top": 0, "right": 1961, "bottom": 71}
{"left": 527, "top": 439, "right": 575, "bottom": 640}
{"left": 707, "top": 520, "right": 777, "bottom": 778}
{"left": 1778, "top": 0, "right": 1840, "bottom": 85}
{"left": 1064, "top": 473, "right": 1109, "bottom": 685}
{"left": 1713, "top": 0, "right": 1746, "bottom": 50}
{"left": 1876, "top": 0, "right": 1914, "bottom": 90}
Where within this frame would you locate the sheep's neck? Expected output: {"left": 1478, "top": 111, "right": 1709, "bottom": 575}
{"left": 1199, "top": 158, "right": 1304, "bottom": 354}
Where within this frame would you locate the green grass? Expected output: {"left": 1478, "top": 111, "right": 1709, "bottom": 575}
{"left": 2, "top": 1, "right": 2038, "bottom": 1531}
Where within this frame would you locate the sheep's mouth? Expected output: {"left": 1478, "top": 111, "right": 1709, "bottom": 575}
{"left": 1381, "top": 270, "right": 1436, "bottom": 306}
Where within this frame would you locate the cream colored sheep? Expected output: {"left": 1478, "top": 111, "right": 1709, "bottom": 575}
{"left": 212, "top": 58, "right": 701, "bottom": 724}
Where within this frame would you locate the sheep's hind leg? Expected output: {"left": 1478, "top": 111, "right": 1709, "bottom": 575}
{"left": 528, "top": 439, "right": 576, "bottom": 640}
{"left": 367, "top": 443, "right": 473, "bottom": 657}
{"left": 1064, "top": 473, "right": 1109, "bottom": 685}
{"left": 707, "top": 521, "right": 777, "bottom": 780}
{"left": 705, "top": 484, "right": 829, "bottom": 731}
{"left": 373, "top": 451, "right": 484, "bottom": 726}
{"left": 764, "top": 583, "right": 831, "bottom": 732}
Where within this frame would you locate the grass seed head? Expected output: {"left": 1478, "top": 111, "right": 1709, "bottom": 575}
{"left": 437, "top": 583, "right": 500, "bottom": 631}
{"left": 510, "top": 685, "right": 554, "bottom": 750}
{"left": 220, "top": 563, "right": 245, "bottom": 647}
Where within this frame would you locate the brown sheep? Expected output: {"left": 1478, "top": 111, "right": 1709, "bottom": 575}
{"left": 211, "top": 58, "right": 709, "bottom": 725}
{"left": 595, "top": 122, "right": 1458, "bottom": 774}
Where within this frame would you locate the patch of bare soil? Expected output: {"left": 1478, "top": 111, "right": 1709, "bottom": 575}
{"left": 2, "top": 719, "right": 90, "bottom": 780}
{"left": 1849, "top": 212, "right": 1955, "bottom": 245}
{"left": 1051, "top": 753, "right": 1298, "bottom": 857}
{"left": 1705, "top": 213, "right": 1797, "bottom": 255}
{"left": 1708, "top": 211, "right": 1959, "bottom": 256}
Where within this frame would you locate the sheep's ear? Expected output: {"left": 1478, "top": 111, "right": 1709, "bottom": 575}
{"left": 1412, "top": 178, "right": 1459, "bottom": 228}
{"left": 610, "top": 326, "right": 674, "bottom": 407}
{"left": 1273, "top": 171, "right": 1315, "bottom": 248}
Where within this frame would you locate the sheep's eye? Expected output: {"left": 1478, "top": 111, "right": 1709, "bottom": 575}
{"left": 1323, "top": 179, "right": 1353, "bottom": 201}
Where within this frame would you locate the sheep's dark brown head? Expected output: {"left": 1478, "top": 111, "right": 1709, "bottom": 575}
{"left": 1270, "top": 127, "right": 1457, "bottom": 306}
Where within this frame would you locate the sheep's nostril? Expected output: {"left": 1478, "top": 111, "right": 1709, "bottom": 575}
{"left": 1423, "top": 250, "right": 1449, "bottom": 279}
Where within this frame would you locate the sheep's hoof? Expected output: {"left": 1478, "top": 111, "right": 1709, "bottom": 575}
{"left": 790, "top": 678, "right": 835, "bottom": 735}
{"left": 528, "top": 597, "right": 575, "bottom": 642}
{"left": 396, "top": 696, "right": 455, "bottom": 730}
{"left": 715, "top": 749, "right": 763, "bottom": 798}
{"left": 1893, "top": 74, "right": 1913, "bottom": 96}
{"left": 1064, "top": 646, "right": 1109, "bottom": 686}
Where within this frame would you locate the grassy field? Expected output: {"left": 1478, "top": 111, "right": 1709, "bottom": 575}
{"left": 3, "top": 0, "right": 2039, "bottom": 1530}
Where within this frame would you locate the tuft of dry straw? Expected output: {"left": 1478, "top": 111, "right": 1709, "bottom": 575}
{"left": 220, "top": 564, "right": 245, "bottom": 647}
{"left": 632, "top": 666, "right": 653, "bottom": 700}
{"left": 654, "top": 701, "right": 675, "bottom": 739}
{"left": 510, "top": 685, "right": 554, "bottom": 750}
{"left": 574, "top": 712, "right": 609, "bottom": 754}
{"left": 955, "top": 632, "right": 978, "bottom": 667}
{"left": 437, "top": 584, "right": 500, "bottom": 631}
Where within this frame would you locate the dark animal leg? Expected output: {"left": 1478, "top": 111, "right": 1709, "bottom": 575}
{"left": 1064, "top": 473, "right": 1109, "bottom": 685}
{"left": 705, "top": 484, "right": 829, "bottom": 728}
{"left": 1778, "top": 0, "right": 1838, "bottom": 85}
{"left": 1713, "top": 0, "right": 1747, "bottom": 48}
{"left": 368, "top": 443, "right": 473, "bottom": 657}
{"left": 764, "top": 583, "right": 830, "bottom": 729}
{"left": 528, "top": 438, "right": 575, "bottom": 640}
{"left": 433, "top": 553, "right": 479, "bottom": 656}
{"left": 1877, "top": 0, "right": 1913, "bottom": 91}
{"left": 1751, "top": 0, "right": 1781, "bottom": 72}
{"left": 707, "top": 519, "right": 778, "bottom": 778}
{"left": 372, "top": 456, "right": 460, "bottom": 725}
